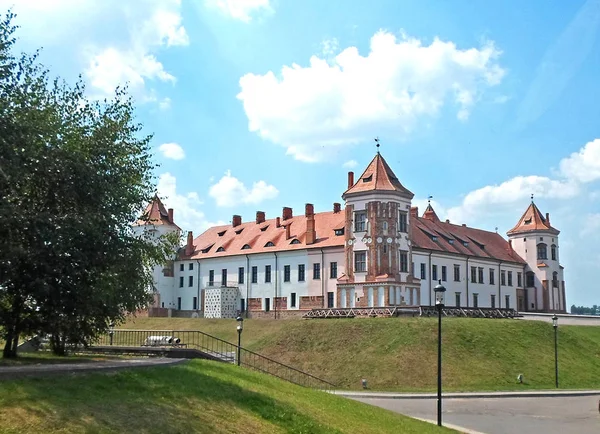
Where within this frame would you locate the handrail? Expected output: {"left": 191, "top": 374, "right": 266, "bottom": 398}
{"left": 92, "top": 329, "right": 336, "bottom": 390}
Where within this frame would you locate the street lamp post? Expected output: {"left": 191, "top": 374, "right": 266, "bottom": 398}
{"left": 552, "top": 314, "right": 559, "bottom": 388}
{"left": 236, "top": 315, "right": 244, "bottom": 367}
{"left": 108, "top": 321, "right": 114, "bottom": 346}
{"left": 434, "top": 281, "right": 446, "bottom": 427}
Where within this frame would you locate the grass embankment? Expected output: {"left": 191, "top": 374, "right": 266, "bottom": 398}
{"left": 123, "top": 316, "right": 600, "bottom": 392}
{"left": 0, "top": 359, "right": 453, "bottom": 434}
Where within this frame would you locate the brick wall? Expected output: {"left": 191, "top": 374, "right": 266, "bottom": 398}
{"left": 300, "top": 296, "right": 324, "bottom": 309}
{"left": 274, "top": 297, "right": 288, "bottom": 310}
{"left": 148, "top": 307, "right": 169, "bottom": 317}
{"left": 248, "top": 298, "right": 262, "bottom": 310}
{"left": 249, "top": 310, "right": 305, "bottom": 319}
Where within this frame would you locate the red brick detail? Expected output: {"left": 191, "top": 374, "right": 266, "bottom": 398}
{"left": 256, "top": 211, "right": 265, "bottom": 224}
{"left": 300, "top": 296, "right": 324, "bottom": 309}
{"left": 561, "top": 281, "right": 566, "bottom": 312}
{"left": 274, "top": 297, "right": 287, "bottom": 310}
{"left": 283, "top": 207, "right": 293, "bottom": 221}
{"left": 248, "top": 298, "right": 262, "bottom": 310}
{"left": 348, "top": 171, "right": 354, "bottom": 189}
{"left": 344, "top": 204, "right": 355, "bottom": 281}
{"left": 365, "top": 201, "right": 400, "bottom": 281}
{"left": 185, "top": 231, "right": 194, "bottom": 256}
{"left": 232, "top": 215, "right": 242, "bottom": 227}
{"left": 542, "top": 280, "right": 549, "bottom": 311}
{"left": 168, "top": 208, "right": 174, "bottom": 224}
{"left": 333, "top": 203, "right": 341, "bottom": 213}
{"left": 306, "top": 213, "right": 316, "bottom": 245}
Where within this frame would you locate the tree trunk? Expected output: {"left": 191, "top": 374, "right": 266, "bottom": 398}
{"left": 11, "top": 331, "right": 19, "bottom": 356}
{"left": 3, "top": 334, "right": 15, "bottom": 358}
{"left": 50, "top": 333, "right": 66, "bottom": 356}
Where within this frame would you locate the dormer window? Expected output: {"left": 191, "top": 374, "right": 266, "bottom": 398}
{"left": 260, "top": 225, "right": 269, "bottom": 232}
{"left": 241, "top": 244, "right": 251, "bottom": 250}
{"left": 524, "top": 218, "right": 532, "bottom": 225}
{"left": 448, "top": 239, "right": 454, "bottom": 244}
{"left": 290, "top": 239, "right": 301, "bottom": 245}
{"left": 363, "top": 175, "right": 373, "bottom": 182}
{"left": 218, "top": 231, "right": 226, "bottom": 237}
{"left": 265, "top": 241, "right": 275, "bottom": 247}
{"left": 432, "top": 236, "right": 438, "bottom": 241}
{"left": 463, "top": 242, "right": 469, "bottom": 247}
{"left": 334, "top": 228, "right": 345, "bottom": 236}
{"left": 216, "top": 247, "right": 225, "bottom": 252}
{"left": 235, "top": 228, "right": 244, "bottom": 235}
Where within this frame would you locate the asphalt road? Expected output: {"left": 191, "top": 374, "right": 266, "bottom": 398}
{"left": 354, "top": 395, "right": 600, "bottom": 434}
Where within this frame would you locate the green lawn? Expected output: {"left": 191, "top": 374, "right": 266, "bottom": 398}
{"left": 0, "top": 352, "right": 126, "bottom": 366}
{"left": 122, "top": 316, "right": 600, "bottom": 392}
{"left": 0, "top": 359, "right": 454, "bottom": 434}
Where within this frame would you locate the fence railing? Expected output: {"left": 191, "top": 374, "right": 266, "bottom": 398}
{"left": 93, "top": 329, "right": 336, "bottom": 391}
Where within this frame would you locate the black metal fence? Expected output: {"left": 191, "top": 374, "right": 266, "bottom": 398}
{"left": 93, "top": 329, "right": 336, "bottom": 391}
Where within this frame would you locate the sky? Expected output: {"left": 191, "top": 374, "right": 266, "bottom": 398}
{"left": 3, "top": 0, "right": 600, "bottom": 307}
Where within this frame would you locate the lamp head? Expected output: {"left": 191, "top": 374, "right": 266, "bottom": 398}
{"left": 434, "top": 280, "right": 446, "bottom": 307}
{"left": 552, "top": 314, "right": 558, "bottom": 328}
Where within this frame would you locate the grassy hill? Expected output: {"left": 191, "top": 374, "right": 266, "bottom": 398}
{"left": 0, "top": 359, "right": 453, "bottom": 434}
{"left": 121, "top": 316, "right": 600, "bottom": 392}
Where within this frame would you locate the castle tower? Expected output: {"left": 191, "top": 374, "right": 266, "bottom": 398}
{"left": 337, "top": 149, "right": 420, "bottom": 308}
{"left": 132, "top": 194, "right": 182, "bottom": 309}
{"left": 507, "top": 199, "right": 566, "bottom": 312}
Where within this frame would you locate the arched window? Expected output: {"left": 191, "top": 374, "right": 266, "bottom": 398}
{"left": 537, "top": 243, "right": 547, "bottom": 260}
{"left": 551, "top": 244, "right": 557, "bottom": 261}
{"left": 216, "top": 247, "right": 225, "bottom": 252}
{"left": 552, "top": 271, "right": 558, "bottom": 288}
{"left": 264, "top": 241, "right": 275, "bottom": 247}
{"left": 290, "top": 239, "right": 301, "bottom": 245}
{"left": 241, "top": 244, "right": 251, "bottom": 250}
{"left": 382, "top": 221, "right": 388, "bottom": 232}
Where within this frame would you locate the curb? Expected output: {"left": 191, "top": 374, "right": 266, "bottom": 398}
{"left": 413, "top": 417, "right": 486, "bottom": 434}
{"left": 329, "top": 390, "right": 600, "bottom": 400}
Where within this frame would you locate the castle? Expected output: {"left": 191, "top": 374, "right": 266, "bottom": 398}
{"left": 134, "top": 151, "right": 567, "bottom": 318}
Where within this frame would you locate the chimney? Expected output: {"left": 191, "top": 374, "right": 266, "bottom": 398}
{"left": 546, "top": 213, "right": 550, "bottom": 225}
{"left": 256, "top": 211, "right": 265, "bottom": 224}
{"left": 333, "top": 203, "right": 341, "bottom": 213}
{"left": 445, "top": 219, "right": 450, "bottom": 223}
{"left": 168, "top": 208, "right": 174, "bottom": 224}
{"left": 462, "top": 224, "right": 467, "bottom": 227}
{"left": 283, "top": 207, "right": 293, "bottom": 221}
{"left": 285, "top": 223, "right": 291, "bottom": 240}
{"left": 508, "top": 239, "right": 513, "bottom": 251}
{"left": 276, "top": 217, "right": 281, "bottom": 228}
{"left": 305, "top": 203, "right": 314, "bottom": 217}
{"left": 347, "top": 171, "right": 354, "bottom": 189}
{"left": 306, "top": 203, "right": 316, "bottom": 245}
{"left": 410, "top": 207, "right": 418, "bottom": 219}
{"left": 185, "top": 231, "right": 194, "bottom": 256}
{"left": 232, "top": 215, "right": 242, "bottom": 227}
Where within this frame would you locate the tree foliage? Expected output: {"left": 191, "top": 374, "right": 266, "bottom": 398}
{"left": 570, "top": 305, "right": 599, "bottom": 315}
{"left": 0, "top": 11, "right": 177, "bottom": 358}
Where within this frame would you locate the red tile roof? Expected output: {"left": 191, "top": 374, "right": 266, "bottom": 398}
{"left": 184, "top": 211, "right": 346, "bottom": 259}
{"left": 412, "top": 208, "right": 526, "bottom": 264}
{"left": 507, "top": 202, "right": 559, "bottom": 236}
{"left": 135, "top": 194, "right": 181, "bottom": 230}
{"left": 343, "top": 153, "right": 414, "bottom": 198}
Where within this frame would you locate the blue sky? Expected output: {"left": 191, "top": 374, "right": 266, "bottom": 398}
{"left": 4, "top": 0, "right": 600, "bottom": 307}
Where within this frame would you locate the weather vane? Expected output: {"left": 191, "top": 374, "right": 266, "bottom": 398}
{"left": 374, "top": 137, "right": 380, "bottom": 153}
{"left": 428, "top": 195, "right": 433, "bottom": 204}
{"left": 531, "top": 193, "right": 534, "bottom": 203}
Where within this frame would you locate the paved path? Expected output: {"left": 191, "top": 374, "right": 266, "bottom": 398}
{"left": 518, "top": 313, "right": 600, "bottom": 326}
{"left": 350, "top": 394, "right": 600, "bottom": 434}
{"left": 0, "top": 357, "right": 186, "bottom": 380}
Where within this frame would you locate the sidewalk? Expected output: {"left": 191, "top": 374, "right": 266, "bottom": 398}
{"left": 328, "top": 389, "right": 600, "bottom": 399}
{"left": 0, "top": 357, "right": 186, "bottom": 380}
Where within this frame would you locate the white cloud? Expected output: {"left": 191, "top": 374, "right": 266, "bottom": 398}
{"left": 159, "top": 97, "right": 172, "bottom": 110}
{"left": 206, "top": 0, "right": 272, "bottom": 22}
{"left": 158, "top": 143, "right": 185, "bottom": 160}
{"left": 558, "top": 139, "right": 600, "bottom": 183}
{"left": 209, "top": 170, "right": 279, "bottom": 207}
{"left": 580, "top": 213, "right": 600, "bottom": 237}
{"left": 342, "top": 160, "right": 358, "bottom": 169}
{"left": 237, "top": 30, "right": 505, "bottom": 162}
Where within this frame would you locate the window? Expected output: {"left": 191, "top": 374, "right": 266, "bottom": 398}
{"left": 291, "top": 293, "right": 297, "bottom": 308}
{"left": 218, "top": 230, "right": 226, "bottom": 237}
{"left": 334, "top": 228, "right": 344, "bottom": 236}
{"left": 382, "top": 221, "right": 388, "bottom": 232}
{"left": 260, "top": 225, "right": 269, "bottom": 232}
{"left": 432, "top": 265, "right": 438, "bottom": 281}
{"left": 193, "top": 296, "right": 198, "bottom": 310}
{"left": 441, "top": 266, "right": 447, "bottom": 282}
{"left": 491, "top": 294, "right": 496, "bottom": 308}
{"left": 265, "top": 241, "right": 275, "bottom": 247}
{"left": 517, "top": 272, "right": 522, "bottom": 287}
{"left": 221, "top": 269, "right": 227, "bottom": 286}
{"left": 399, "top": 213, "right": 407, "bottom": 233}
{"left": 537, "top": 243, "right": 548, "bottom": 260}
{"left": 473, "top": 293, "right": 479, "bottom": 308}
{"left": 330, "top": 262, "right": 338, "bottom": 279}
{"left": 189, "top": 263, "right": 193, "bottom": 270}
{"left": 383, "top": 244, "right": 388, "bottom": 254}
{"left": 251, "top": 266, "right": 257, "bottom": 283}
{"left": 478, "top": 267, "right": 484, "bottom": 284}
{"left": 489, "top": 268, "right": 495, "bottom": 285}
{"left": 265, "top": 265, "right": 271, "bottom": 283}
{"left": 328, "top": 292, "right": 334, "bottom": 308}
{"left": 216, "top": 247, "right": 225, "bottom": 252}
{"left": 355, "top": 252, "right": 366, "bottom": 272}
{"left": 454, "top": 264, "right": 460, "bottom": 282}
{"left": 284, "top": 265, "right": 291, "bottom": 282}
{"left": 209, "top": 270, "right": 214, "bottom": 286}
{"left": 411, "top": 262, "right": 414, "bottom": 276}
{"left": 500, "top": 270, "right": 506, "bottom": 286}
{"left": 505, "top": 295, "right": 510, "bottom": 309}
{"left": 470, "top": 266, "right": 477, "bottom": 283}
{"left": 265, "top": 298, "right": 270, "bottom": 312}
{"left": 179, "top": 276, "right": 184, "bottom": 288}
{"left": 180, "top": 264, "right": 184, "bottom": 272}
{"left": 551, "top": 245, "right": 557, "bottom": 261}
{"left": 188, "top": 276, "right": 193, "bottom": 287}
{"left": 400, "top": 252, "right": 408, "bottom": 273}
{"left": 420, "top": 263, "right": 426, "bottom": 280}
{"left": 298, "top": 264, "right": 305, "bottom": 282}
{"left": 354, "top": 211, "right": 367, "bottom": 232}
{"left": 526, "top": 272, "right": 535, "bottom": 287}
{"left": 241, "top": 244, "right": 251, "bottom": 250}
{"left": 238, "top": 267, "right": 244, "bottom": 284}
{"left": 290, "top": 239, "right": 301, "bottom": 245}
{"left": 455, "top": 293, "right": 461, "bottom": 307}
{"left": 552, "top": 271, "right": 558, "bottom": 288}
{"left": 240, "top": 299, "right": 245, "bottom": 312}
{"left": 177, "top": 297, "right": 181, "bottom": 310}
{"left": 507, "top": 271, "right": 513, "bottom": 287}
{"left": 313, "top": 263, "right": 321, "bottom": 280}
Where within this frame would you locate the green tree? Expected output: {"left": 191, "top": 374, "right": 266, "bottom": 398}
{"left": 0, "top": 11, "right": 177, "bottom": 358}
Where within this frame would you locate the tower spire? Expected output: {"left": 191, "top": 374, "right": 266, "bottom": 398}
{"left": 531, "top": 193, "right": 534, "bottom": 203}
